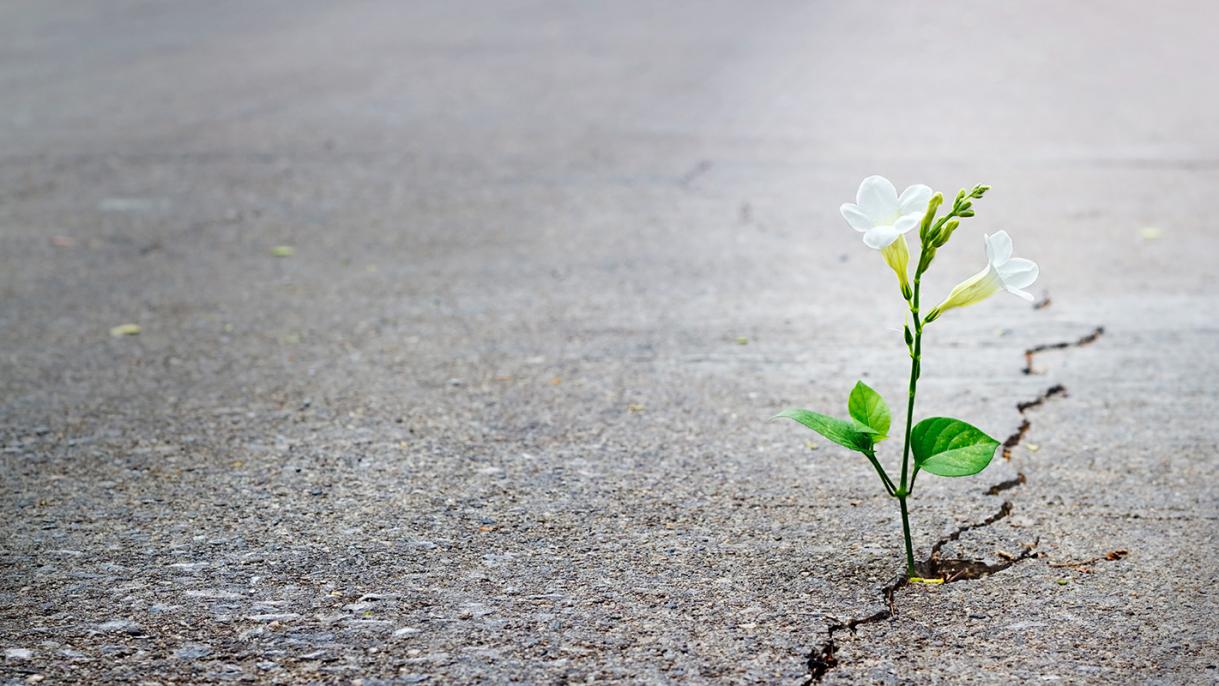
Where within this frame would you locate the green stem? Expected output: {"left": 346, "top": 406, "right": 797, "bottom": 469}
{"left": 866, "top": 450, "right": 897, "bottom": 496}
{"left": 899, "top": 493, "right": 916, "bottom": 577}
{"left": 898, "top": 275, "right": 923, "bottom": 578}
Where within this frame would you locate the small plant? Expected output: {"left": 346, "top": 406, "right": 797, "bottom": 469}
{"left": 776, "top": 176, "right": 1039, "bottom": 580}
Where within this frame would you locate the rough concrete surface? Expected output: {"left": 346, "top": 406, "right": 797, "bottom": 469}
{"left": 2, "top": 1, "right": 1217, "bottom": 683}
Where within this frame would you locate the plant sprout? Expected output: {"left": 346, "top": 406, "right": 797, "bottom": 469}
{"left": 776, "top": 176, "right": 1039, "bottom": 581}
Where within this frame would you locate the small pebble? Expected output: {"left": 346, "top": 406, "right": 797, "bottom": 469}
{"left": 174, "top": 643, "right": 212, "bottom": 660}
{"left": 247, "top": 613, "right": 301, "bottom": 622}
{"left": 96, "top": 620, "right": 142, "bottom": 635}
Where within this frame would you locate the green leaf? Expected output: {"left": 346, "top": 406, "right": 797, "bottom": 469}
{"left": 911, "top": 417, "right": 999, "bottom": 477}
{"left": 774, "top": 409, "right": 877, "bottom": 454}
{"left": 848, "top": 381, "right": 890, "bottom": 439}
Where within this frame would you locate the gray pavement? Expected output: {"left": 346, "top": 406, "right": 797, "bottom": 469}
{"left": 2, "top": 1, "right": 1217, "bottom": 683}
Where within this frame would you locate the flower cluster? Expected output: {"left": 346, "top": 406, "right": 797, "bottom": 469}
{"left": 839, "top": 175, "right": 1038, "bottom": 314}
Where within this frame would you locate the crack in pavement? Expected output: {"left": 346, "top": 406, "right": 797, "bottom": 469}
{"left": 1023, "top": 326, "right": 1104, "bottom": 374}
{"left": 985, "top": 472, "right": 1026, "bottom": 495}
{"left": 1003, "top": 385, "right": 1067, "bottom": 460}
{"left": 922, "top": 502, "right": 1040, "bottom": 583}
{"left": 1046, "top": 549, "right": 1129, "bottom": 572}
{"left": 804, "top": 575, "right": 905, "bottom": 683}
{"left": 801, "top": 325, "right": 1105, "bottom": 683}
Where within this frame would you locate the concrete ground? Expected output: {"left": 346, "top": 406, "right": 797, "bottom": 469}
{"left": 2, "top": 1, "right": 1217, "bottom": 683}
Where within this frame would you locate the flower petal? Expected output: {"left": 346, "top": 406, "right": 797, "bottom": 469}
{"left": 1005, "top": 286, "right": 1035, "bottom": 301}
{"left": 897, "top": 184, "right": 933, "bottom": 215}
{"left": 984, "top": 231, "right": 1013, "bottom": 265}
{"left": 840, "top": 203, "right": 873, "bottom": 232}
{"left": 856, "top": 176, "right": 899, "bottom": 224}
{"left": 880, "top": 233, "right": 910, "bottom": 287}
{"left": 893, "top": 212, "right": 921, "bottom": 235}
{"left": 936, "top": 265, "right": 1004, "bottom": 313}
{"left": 862, "top": 224, "right": 900, "bottom": 249}
{"left": 996, "top": 257, "right": 1039, "bottom": 290}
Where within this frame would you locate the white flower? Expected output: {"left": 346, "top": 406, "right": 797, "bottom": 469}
{"left": 840, "top": 175, "right": 932, "bottom": 289}
{"left": 840, "top": 176, "right": 933, "bottom": 250}
{"left": 927, "top": 231, "right": 1039, "bottom": 319}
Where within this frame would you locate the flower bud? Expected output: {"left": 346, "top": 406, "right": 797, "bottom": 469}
{"left": 918, "top": 193, "right": 944, "bottom": 242}
{"left": 934, "top": 219, "right": 960, "bottom": 247}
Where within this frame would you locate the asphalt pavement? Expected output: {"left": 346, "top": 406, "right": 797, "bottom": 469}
{"left": 2, "top": 1, "right": 1216, "bottom": 683}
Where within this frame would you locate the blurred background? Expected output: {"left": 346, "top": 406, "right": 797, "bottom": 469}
{"left": 2, "top": 1, "right": 1216, "bottom": 683}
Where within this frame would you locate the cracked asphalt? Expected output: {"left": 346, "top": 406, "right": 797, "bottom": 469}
{"left": 2, "top": 1, "right": 1217, "bottom": 683}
